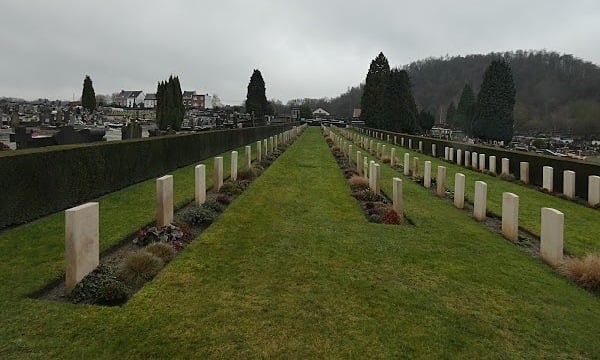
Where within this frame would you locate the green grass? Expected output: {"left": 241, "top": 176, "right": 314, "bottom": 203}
{"left": 0, "top": 128, "right": 599, "bottom": 358}
{"left": 345, "top": 129, "right": 600, "bottom": 257}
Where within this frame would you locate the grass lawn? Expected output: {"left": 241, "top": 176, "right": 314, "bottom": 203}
{"left": 0, "top": 127, "right": 599, "bottom": 358}
{"left": 345, "top": 129, "right": 600, "bottom": 257}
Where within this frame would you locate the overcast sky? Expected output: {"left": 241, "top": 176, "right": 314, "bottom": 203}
{"left": 1, "top": 0, "right": 599, "bottom": 104}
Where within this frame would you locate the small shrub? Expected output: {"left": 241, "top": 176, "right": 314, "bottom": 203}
{"left": 119, "top": 251, "right": 164, "bottom": 286}
{"left": 238, "top": 167, "right": 258, "bottom": 180}
{"left": 134, "top": 224, "right": 189, "bottom": 246}
{"left": 349, "top": 176, "right": 369, "bottom": 190}
{"left": 381, "top": 209, "right": 402, "bottom": 224}
{"left": 352, "top": 189, "right": 383, "bottom": 202}
{"left": 181, "top": 205, "right": 218, "bottom": 226}
{"left": 204, "top": 199, "right": 225, "bottom": 213}
{"left": 369, "top": 214, "right": 382, "bottom": 223}
{"left": 145, "top": 242, "right": 176, "bottom": 263}
{"left": 219, "top": 181, "right": 245, "bottom": 195}
{"left": 217, "top": 193, "right": 234, "bottom": 205}
{"left": 68, "top": 264, "right": 129, "bottom": 305}
{"left": 561, "top": 254, "right": 600, "bottom": 292}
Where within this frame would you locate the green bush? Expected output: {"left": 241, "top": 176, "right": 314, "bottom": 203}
{"left": 134, "top": 224, "right": 188, "bottom": 246}
{"left": 181, "top": 205, "right": 218, "bottom": 226}
{"left": 68, "top": 264, "right": 129, "bottom": 305}
{"left": 0, "top": 124, "right": 296, "bottom": 230}
{"left": 119, "top": 251, "right": 164, "bottom": 286}
{"left": 352, "top": 189, "right": 383, "bottom": 202}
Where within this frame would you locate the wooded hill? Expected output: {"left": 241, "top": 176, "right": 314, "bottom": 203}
{"left": 306, "top": 50, "right": 600, "bottom": 137}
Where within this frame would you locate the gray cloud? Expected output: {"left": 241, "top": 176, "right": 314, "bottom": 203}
{"left": 1, "top": 0, "right": 599, "bottom": 104}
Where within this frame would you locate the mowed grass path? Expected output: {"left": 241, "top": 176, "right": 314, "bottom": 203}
{"left": 0, "top": 127, "right": 599, "bottom": 358}
{"left": 346, "top": 129, "right": 600, "bottom": 256}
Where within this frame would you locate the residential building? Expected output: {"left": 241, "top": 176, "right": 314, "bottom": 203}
{"left": 192, "top": 94, "right": 205, "bottom": 109}
{"left": 144, "top": 93, "right": 157, "bottom": 109}
{"left": 114, "top": 90, "right": 145, "bottom": 108}
{"left": 183, "top": 91, "right": 196, "bottom": 108}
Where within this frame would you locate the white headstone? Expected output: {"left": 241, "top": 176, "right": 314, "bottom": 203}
{"left": 563, "top": 170, "right": 575, "bottom": 199}
{"left": 449, "top": 148, "right": 454, "bottom": 162}
{"left": 195, "top": 164, "right": 206, "bottom": 205}
{"left": 356, "top": 151, "right": 362, "bottom": 173}
{"left": 520, "top": 162, "right": 529, "bottom": 184}
{"left": 424, "top": 161, "right": 432, "bottom": 188}
{"left": 369, "top": 161, "right": 375, "bottom": 189}
{"left": 404, "top": 153, "right": 410, "bottom": 176}
{"left": 374, "top": 164, "right": 381, "bottom": 195}
{"left": 401, "top": 137, "right": 405, "bottom": 147}
{"left": 501, "top": 158, "right": 509, "bottom": 176}
{"left": 381, "top": 144, "right": 386, "bottom": 160}
{"left": 408, "top": 139, "right": 412, "bottom": 149}
{"left": 473, "top": 181, "right": 487, "bottom": 221}
{"left": 418, "top": 141, "right": 423, "bottom": 152}
{"left": 502, "top": 192, "right": 519, "bottom": 242}
{"left": 543, "top": 166, "right": 553, "bottom": 192}
{"left": 363, "top": 157, "right": 369, "bottom": 179}
{"left": 214, "top": 156, "right": 223, "bottom": 191}
{"left": 444, "top": 147, "right": 449, "bottom": 160}
{"left": 540, "top": 207, "right": 564, "bottom": 266}
{"left": 472, "top": 152, "right": 478, "bottom": 170}
{"left": 489, "top": 156, "right": 496, "bottom": 174}
{"left": 65, "top": 202, "right": 99, "bottom": 294}
{"left": 156, "top": 175, "right": 173, "bottom": 228}
{"left": 393, "top": 177, "right": 403, "bottom": 220}
{"left": 231, "top": 151, "right": 238, "bottom": 181}
{"left": 589, "top": 175, "right": 600, "bottom": 206}
{"left": 478, "top": 153, "right": 485, "bottom": 171}
{"left": 432, "top": 144, "right": 436, "bottom": 157}
{"left": 348, "top": 145, "right": 353, "bottom": 161}
{"left": 390, "top": 148, "right": 396, "bottom": 166}
{"left": 257, "top": 141, "right": 262, "bottom": 162}
{"left": 454, "top": 173, "right": 465, "bottom": 209}
{"left": 437, "top": 166, "right": 446, "bottom": 197}
{"left": 412, "top": 157, "right": 419, "bottom": 177}
{"left": 457, "top": 149, "right": 463, "bottom": 166}
{"left": 465, "top": 151, "right": 470, "bottom": 168}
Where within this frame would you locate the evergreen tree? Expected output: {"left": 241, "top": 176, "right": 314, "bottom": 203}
{"left": 81, "top": 75, "right": 96, "bottom": 113}
{"left": 472, "top": 60, "right": 516, "bottom": 142}
{"left": 245, "top": 69, "right": 271, "bottom": 118}
{"left": 445, "top": 101, "right": 456, "bottom": 127}
{"left": 155, "top": 76, "right": 184, "bottom": 131}
{"left": 299, "top": 104, "right": 312, "bottom": 119}
{"left": 454, "top": 84, "right": 476, "bottom": 135}
{"left": 381, "top": 69, "right": 418, "bottom": 133}
{"left": 418, "top": 109, "right": 435, "bottom": 133}
{"left": 360, "top": 52, "right": 390, "bottom": 128}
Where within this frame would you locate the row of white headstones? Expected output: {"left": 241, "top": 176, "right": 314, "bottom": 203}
{"left": 325, "top": 127, "right": 593, "bottom": 268}
{"left": 63, "top": 125, "right": 305, "bottom": 294}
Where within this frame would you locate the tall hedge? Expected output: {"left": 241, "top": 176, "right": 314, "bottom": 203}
{"left": 0, "top": 124, "right": 294, "bottom": 230}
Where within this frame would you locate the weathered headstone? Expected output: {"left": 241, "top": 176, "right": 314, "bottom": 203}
{"left": 195, "top": 164, "right": 206, "bottom": 205}
{"left": 394, "top": 136, "right": 397, "bottom": 145}
{"left": 231, "top": 151, "right": 238, "bottom": 181}
{"left": 478, "top": 153, "right": 485, "bottom": 171}
{"left": 444, "top": 147, "right": 449, "bottom": 160}
{"left": 348, "top": 145, "right": 353, "bottom": 161}
{"left": 412, "top": 157, "right": 419, "bottom": 177}
{"left": 473, "top": 181, "right": 487, "bottom": 221}
{"left": 454, "top": 173, "right": 465, "bottom": 209}
{"left": 501, "top": 158, "right": 509, "bottom": 176}
{"left": 520, "top": 162, "right": 529, "bottom": 184}
{"left": 540, "top": 207, "right": 564, "bottom": 266}
{"left": 543, "top": 166, "right": 553, "bottom": 192}
{"left": 404, "top": 153, "right": 410, "bottom": 176}
{"left": 457, "top": 149, "right": 463, "bottom": 166}
{"left": 65, "top": 202, "right": 99, "bottom": 294}
{"left": 214, "top": 157, "right": 223, "bottom": 191}
{"left": 156, "top": 175, "right": 173, "bottom": 228}
{"left": 465, "top": 151, "right": 470, "bottom": 168}
{"left": 424, "top": 161, "right": 432, "bottom": 188}
{"left": 489, "top": 156, "right": 496, "bottom": 174}
{"left": 502, "top": 192, "right": 519, "bottom": 242}
{"left": 472, "top": 152, "right": 478, "bottom": 170}
{"left": 418, "top": 141, "right": 423, "bottom": 152}
{"left": 589, "top": 175, "right": 600, "bottom": 206}
{"left": 374, "top": 164, "right": 381, "bottom": 195}
{"left": 432, "top": 144, "right": 436, "bottom": 157}
{"left": 390, "top": 148, "right": 396, "bottom": 166}
{"left": 408, "top": 139, "right": 412, "bottom": 149}
{"left": 257, "top": 141, "right": 262, "bottom": 162}
{"left": 401, "top": 137, "right": 405, "bottom": 147}
{"left": 563, "top": 170, "right": 575, "bottom": 199}
{"left": 363, "top": 157, "right": 369, "bottom": 179}
{"left": 245, "top": 145, "right": 252, "bottom": 169}
{"left": 381, "top": 145, "right": 386, "bottom": 160}
{"left": 437, "top": 166, "right": 446, "bottom": 197}
{"left": 449, "top": 148, "right": 454, "bottom": 162}
{"left": 356, "top": 151, "right": 362, "bottom": 173}
{"left": 263, "top": 139, "right": 268, "bottom": 156}
{"left": 393, "top": 177, "right": 403, "bottom": 220}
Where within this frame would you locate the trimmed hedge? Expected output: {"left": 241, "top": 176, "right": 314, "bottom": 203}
{"left": 358, "top": 127, "right": 600, "bottom": 200}
{"left": 0, "top": 124, "right": 294, "bottom": 230}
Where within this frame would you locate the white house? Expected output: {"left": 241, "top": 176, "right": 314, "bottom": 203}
{"left": 144, "top": 93, "right": 157, "bottom": 108}
{"left": 312, "top": 108, "right": 330, "bottom": 117}
{"left": 115, "top": 90, "right": 145, "bottom": 108}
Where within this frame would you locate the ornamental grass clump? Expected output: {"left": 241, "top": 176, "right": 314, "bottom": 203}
{"left": 349, "top": 175, "right": 369, "bottom": 190}
{"left": 145, "top": 242, "right": 176, "bottom": 263}
{"left": 561, "top": 254, "right": 600, "bottom": 292}
{"left": 119, "top": 251, "right": 164, "bottom": 286}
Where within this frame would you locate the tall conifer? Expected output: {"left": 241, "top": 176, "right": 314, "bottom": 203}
{"left": 81, "top": 75, "right": 96, "bottom": 113}
{"left": 360, "top": 52, "right": 390, "bottom": 128}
